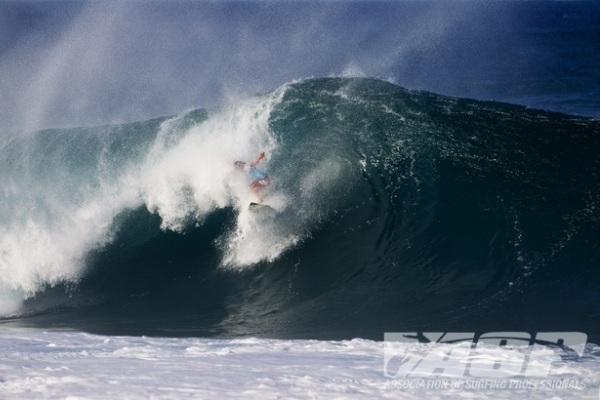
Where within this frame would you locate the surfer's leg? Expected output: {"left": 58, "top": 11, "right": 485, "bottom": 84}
{"left": 248, "top": 180, "right": 261, "bottom": 202}
{"left": 250, "top": 180, "right": 261, "bottom": 190}
{"left": 249, "top": 178, "right": 269, "bottom": 202}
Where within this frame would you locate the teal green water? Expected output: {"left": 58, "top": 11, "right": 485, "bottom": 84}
{"left": 1, "top": 78, "right": 598, "bottom": 341}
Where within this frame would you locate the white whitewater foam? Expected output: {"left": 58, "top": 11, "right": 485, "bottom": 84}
{"left": 0, "top": 83, "right": 323, "bottom": 316}
{"left": 0, "top": 329, "right": 598, "bottom": 400}
{"left": 136, "top": 85, "right": 309, "bottom": 269}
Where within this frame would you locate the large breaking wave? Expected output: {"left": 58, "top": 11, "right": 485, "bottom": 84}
{"left": 1, "top": 78, "right": 598, "bottom": 341}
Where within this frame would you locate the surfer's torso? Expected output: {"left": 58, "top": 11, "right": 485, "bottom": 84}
{"left": 244, "top": 164, "right": 268, "bottom": 181}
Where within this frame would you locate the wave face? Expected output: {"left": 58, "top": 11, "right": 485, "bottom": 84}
{"left": 1, "top": 78, "right": 599, "bottom": 341}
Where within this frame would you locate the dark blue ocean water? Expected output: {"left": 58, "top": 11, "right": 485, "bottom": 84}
{"left": 0, "top": 2, "right": 598, "bottom": 343}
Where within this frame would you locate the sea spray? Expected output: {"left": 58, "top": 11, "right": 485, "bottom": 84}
{"left": 0, "top": 85, "right": 306, "bottom": 315}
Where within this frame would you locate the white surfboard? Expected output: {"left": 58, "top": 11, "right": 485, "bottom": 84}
{"left": 249, "top": 202, "right": 275, "bottom": 213}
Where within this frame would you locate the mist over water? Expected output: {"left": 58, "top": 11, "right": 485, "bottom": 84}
{"left": 1, "top": 1, "right": 598, "bottom": 133}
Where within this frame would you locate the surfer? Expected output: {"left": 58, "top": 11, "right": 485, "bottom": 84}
{"left": 234, "top": 151, "right": 270, "bottom": 203}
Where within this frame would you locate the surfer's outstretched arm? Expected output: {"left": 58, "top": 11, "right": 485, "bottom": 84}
{"left": 250, "top": 151, "right": 265, "bottom": 167}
